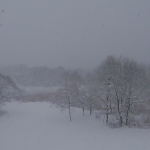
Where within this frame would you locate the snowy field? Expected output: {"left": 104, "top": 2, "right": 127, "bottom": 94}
{"left": 0, "top": 102, "right": 150, "bottom": 150}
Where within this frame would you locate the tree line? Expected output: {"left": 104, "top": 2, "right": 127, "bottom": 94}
{"left": 54, "top": 56, "right": 150, "bottom": 128}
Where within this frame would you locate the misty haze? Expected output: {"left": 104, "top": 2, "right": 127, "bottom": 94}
{"left": 0, "top": 1, "right": 150, "bottom": 150}
{"left": 0, "top": 0, "right": 150, "bottom": 69}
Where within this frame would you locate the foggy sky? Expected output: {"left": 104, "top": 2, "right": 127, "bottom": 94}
{"left": 0, "top": 0, "right": 150, "bottom": 69}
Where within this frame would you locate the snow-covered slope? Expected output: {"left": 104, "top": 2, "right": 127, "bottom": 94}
{"left": 0, "top": 73, "right": 21, "bottom": 104}
{"left": 0, "top": 102, "right": 150, "bottom": 150}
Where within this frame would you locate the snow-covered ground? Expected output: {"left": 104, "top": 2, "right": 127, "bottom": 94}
{"left": 0, "top": 102, "right": 150, "bottom": 150}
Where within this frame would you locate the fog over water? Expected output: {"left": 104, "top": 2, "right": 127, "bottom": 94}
{"left": 0, "top": 0, "right": 150, "bottom": 69}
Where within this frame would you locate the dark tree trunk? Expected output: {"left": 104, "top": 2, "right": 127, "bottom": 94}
{"left": 82, "top": 107, "right": 84, "bottom": 116}
{"left": 69, "top": 102, "right": 71, "bottom": 122}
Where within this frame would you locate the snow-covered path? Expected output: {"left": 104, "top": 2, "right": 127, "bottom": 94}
{"left": 0, "top": 102, "right": 150, "bottom": 150}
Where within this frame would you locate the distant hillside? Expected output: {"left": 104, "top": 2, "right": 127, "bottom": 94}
{"left": 0, "top": 65, "right": 65, "bottom": 87}
{"left": 0, "top": 73, "right": 21, "bottom": 104}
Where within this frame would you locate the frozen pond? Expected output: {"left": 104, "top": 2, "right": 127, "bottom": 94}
{"left": 19, "top": 86, "right": 61, "bottom": 94}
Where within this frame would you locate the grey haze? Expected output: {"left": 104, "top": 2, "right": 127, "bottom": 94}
{"left": 0, "top": 0, "right": 150, "bottom": 69}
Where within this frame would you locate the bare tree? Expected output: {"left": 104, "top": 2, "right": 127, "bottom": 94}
{"left": 85, "top": 73, "right": 99, "bottom": 115}
{"left": 121, "top": 58, "right": 149, "bottom": 125}
{"left": 97, "top": 56, "right": 150, "bottom": 126}
{"left": 60, "top": 71, "right": 74, "bottom": 121}
{"left": 94, "top": 56, "right": 116, "bottom": 124}
{"left": 70, "top": 71, "right": 86, "bottom": 115}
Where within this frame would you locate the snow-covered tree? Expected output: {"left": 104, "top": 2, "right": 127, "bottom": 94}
{"left": 95, "top": 56, "right": 150, "bottom": 126}
{"left": 54, "top": 71, "right": 75, "bottom": 121}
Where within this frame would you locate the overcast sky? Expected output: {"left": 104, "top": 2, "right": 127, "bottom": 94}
{"left": 0, "top": 0, "right": 150, "bottom": 69}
